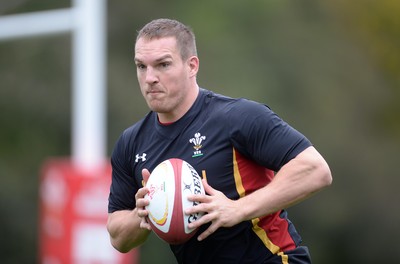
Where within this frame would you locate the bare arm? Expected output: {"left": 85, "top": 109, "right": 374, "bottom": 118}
{"left": 238, "top": 146, "right": 332, "bottom": 218}
{"left": 107, "top": 209, "right": 150, "bottom": 252}
{"left": 107, "top": 169, "right": 152, "bottom": 252}
{"left": 187, "top": 146, "right": 332, "bottom": 241}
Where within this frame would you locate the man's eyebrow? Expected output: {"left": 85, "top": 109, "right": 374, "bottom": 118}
{"left": 155, "top": 55, "right": 173, "bottom": 62}
{"left": 134, "top": 54, "right": 173, "bottom": 64}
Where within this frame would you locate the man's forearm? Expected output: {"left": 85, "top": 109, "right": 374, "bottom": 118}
{"left": 237, "top": 146, "right": 332, "bottom": 221}
{"left": 107, "top": 209, "right": 151, "bottom": 253}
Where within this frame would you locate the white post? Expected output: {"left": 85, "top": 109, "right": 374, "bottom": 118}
{"left": 0, "top": 9, "right": 74, "bottom": 40}
{"left": 72, "top": 0, "right": 107, "bottom": 170}
{"left": 0, "top": 0, "right": 107, "bottom": 171}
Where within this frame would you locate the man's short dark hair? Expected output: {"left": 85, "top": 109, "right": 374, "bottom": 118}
{"left": 136, "top": 18, "right": 197, "bottom": 60}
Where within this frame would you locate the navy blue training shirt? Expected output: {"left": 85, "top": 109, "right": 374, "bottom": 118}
{"left": 109, "top": 88, "right": 312, "bottom": 263}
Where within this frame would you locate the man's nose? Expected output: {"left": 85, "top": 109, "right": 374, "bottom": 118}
{"left": 145, "top": 67, "right": 158, "bottom": 84}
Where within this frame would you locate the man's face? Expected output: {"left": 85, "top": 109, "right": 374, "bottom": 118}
{"left": 134, "top": 36, "right": 195, "bottom": 121}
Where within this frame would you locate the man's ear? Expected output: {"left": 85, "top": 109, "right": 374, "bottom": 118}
{"left": 188, "top": 56, "right": 199, "bottom": 77}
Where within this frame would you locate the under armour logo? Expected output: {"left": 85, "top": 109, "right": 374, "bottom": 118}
{"left": 135, "top": 153, "right": 147, "bottom": 162}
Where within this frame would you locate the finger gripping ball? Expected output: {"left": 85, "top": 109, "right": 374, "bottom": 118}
{"left": 144, "top": 158, "right": 205, "bottom": 244}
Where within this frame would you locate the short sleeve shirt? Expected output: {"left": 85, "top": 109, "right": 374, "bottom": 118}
{"left": 108, "top": 88, "right": 312, "bottom": 263}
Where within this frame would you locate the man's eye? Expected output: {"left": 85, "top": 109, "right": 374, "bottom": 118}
{"left": 136, "top": 64, "right": 146, "bottom": 70}
{"left": 160, "top": 62, "right": 170, "bottom": 68}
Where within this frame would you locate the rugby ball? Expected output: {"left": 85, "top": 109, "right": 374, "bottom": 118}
{"left": 144, "top": 158, "right": 205, "bottom": 244}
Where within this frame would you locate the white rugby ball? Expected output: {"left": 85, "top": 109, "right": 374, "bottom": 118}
{"left": 144, "top": 158, "right": 205, "bottom": 244}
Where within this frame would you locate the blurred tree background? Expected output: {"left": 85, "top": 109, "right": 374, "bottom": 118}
{"left": 0, "top": 0, "right": 399, "bottom": 263}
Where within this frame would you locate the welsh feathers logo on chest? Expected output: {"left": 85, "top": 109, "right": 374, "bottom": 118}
{"left": 189, "top": 132, "right": 206, "bottom": 158}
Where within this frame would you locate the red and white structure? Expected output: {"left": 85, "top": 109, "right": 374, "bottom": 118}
{"left": 0, "top": 1, "right": 138, "bottom": 263}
